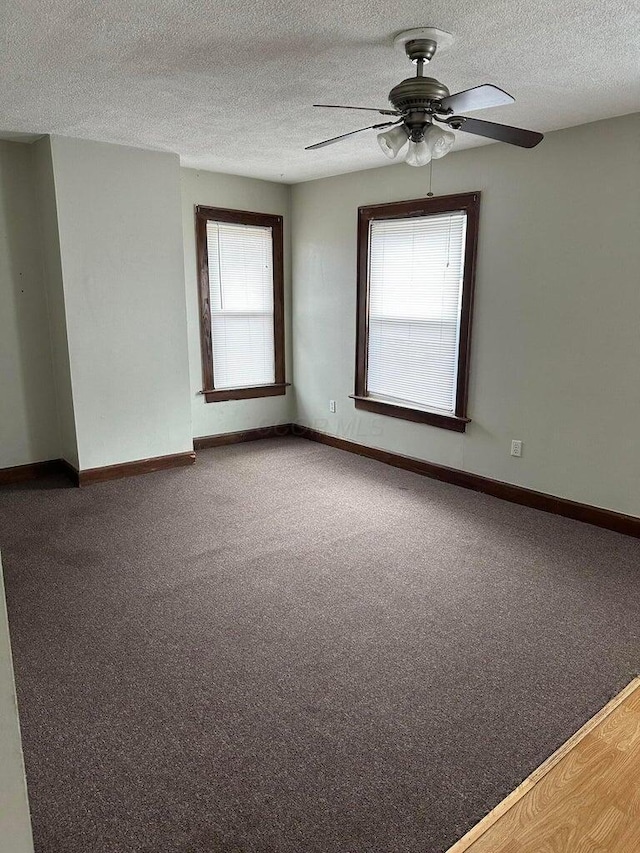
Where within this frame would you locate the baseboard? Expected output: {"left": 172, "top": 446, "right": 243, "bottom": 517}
{"left": 57, "top": 459, "right": 80, "bottom": 486}
{"left": 6, "top": 429, "right": 638, "bottom": 539}
{"left": 292, "top": 425, "right": 640, "bottom": 539}
{"left": 0, "top": 459, "right": 65, "bottom": 486}
{"left": 75, "top": 451, "right": 196, "bottom": 486}
{"left": 194, "top": 423, "right": 294, "bottom": 450}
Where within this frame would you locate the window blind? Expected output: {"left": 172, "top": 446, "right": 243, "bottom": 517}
{"left": 207, "top": 221, "right": 275, "bottom": 389}
{"left": 367, "top": 211, "right": 467, "bottom": 414}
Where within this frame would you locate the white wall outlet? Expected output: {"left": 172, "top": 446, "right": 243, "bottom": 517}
{"left": 510, "top": 439, "right": 523, "bottom": 458}
{"left": 329, "top": 400, "right": 336, "bottom": 413}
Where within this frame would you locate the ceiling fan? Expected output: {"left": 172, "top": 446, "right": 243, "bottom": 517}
{"left": 306, "top": 28, "right": 544, "bottom": 166}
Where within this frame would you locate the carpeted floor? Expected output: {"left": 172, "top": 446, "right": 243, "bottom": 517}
{"left": 1, "top": 436, "right": 639, "bottom": 853}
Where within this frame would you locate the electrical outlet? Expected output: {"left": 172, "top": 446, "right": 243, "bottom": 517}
{"left": 329, "top": 400, "right": 336, "bottom": 413}
{"left": 510, "top": 439, "right": 523, "bottom": 458}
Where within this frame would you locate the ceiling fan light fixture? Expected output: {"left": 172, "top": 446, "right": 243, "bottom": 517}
{"left": 405, "top": 139, "right": 432, "bottom": 167}
{"left": 377, "top": 125, "right": 409, "bottom": 159}
{"left": 424, "top": 123, "right": 456, "bottom": 159}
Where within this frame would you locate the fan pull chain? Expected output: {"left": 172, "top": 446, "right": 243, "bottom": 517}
{"left": 427, "top": 158, "right": 434, "bottom": 197}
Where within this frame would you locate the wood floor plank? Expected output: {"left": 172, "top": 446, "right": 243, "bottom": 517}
{"left": 597, "top": 702, "right": 640, "bottom": 751}
{"left": 624, "top": 687, "right": 640, "bottom": 713}
{"left": 446, "top": 677, "right": 640, "bottom": 853}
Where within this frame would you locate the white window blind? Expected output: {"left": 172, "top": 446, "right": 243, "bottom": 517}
{"left": 367, "top": 211, "right": 467, "bottom": 414}
{"left": 207, "top": 220, "right": 275, "bottom": 389}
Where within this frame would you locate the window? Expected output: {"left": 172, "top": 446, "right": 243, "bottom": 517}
{"left": 195, "top": 206, "right": 287, "bottom": 402}
{"left": 353, "top": 193, "right": 480, "bottom": 432}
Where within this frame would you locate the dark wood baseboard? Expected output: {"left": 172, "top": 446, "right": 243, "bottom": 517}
{"left": 76, "top": 451, "right": 196, "bottom": 486}
{"left": 0, "top": 459, "right": 66, "bottom": 486}
{"left": 194, "top": 424, "right": 294, "bottom": 450}
{"left": 57, "top": 458, "right": 80, "bottom": 486}
{"left": 1, "top": 451, "right": 197, "bottom": 487}
{"left": 292, "top": 425, "right": 640, "bottom": 539}
{"left": 6, "top": 428, "right": 638, "bottom": 539}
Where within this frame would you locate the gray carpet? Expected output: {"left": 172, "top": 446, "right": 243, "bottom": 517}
{"left": 1, "top": 436, "right": 639, "bottom": 853}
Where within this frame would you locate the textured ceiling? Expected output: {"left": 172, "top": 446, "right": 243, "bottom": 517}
{"left": 1, "top": 0, "right": 638, "bottom": 183}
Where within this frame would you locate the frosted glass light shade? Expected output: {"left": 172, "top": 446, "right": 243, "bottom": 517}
{"left": 424, "top": 124, "right": 456, "bottom": 159}
{"left": 405, "top": 140, "right": 432, "bottom": 167}
{"left": 377, "top": 125, "right": 409, "bottom": 159}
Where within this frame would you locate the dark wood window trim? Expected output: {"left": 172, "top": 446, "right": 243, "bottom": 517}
{"left": 195, "top": 205, "right": 288, "bottom": 404}
{"left": 354, "top": 191, "right": 481, "bottom": 432}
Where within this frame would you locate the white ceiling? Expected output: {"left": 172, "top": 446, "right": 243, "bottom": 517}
{"left": 1, "top": 0, "right": 638, "bottom": 183}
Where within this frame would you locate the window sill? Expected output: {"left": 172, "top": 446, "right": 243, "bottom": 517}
{"left": 202, "top": 383, "right": 290, "bottom": 403}
{"left": 350, "top": 395, "right": 470, "bottom": 433}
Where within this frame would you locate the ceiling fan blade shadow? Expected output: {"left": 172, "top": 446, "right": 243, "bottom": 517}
{"left": 305, "top": 121, "right": 400, "bottom": 151}
{"left": 314, "top": 104, "right": 400, "bottom": 117}
{"left": 440, "top": 85, "right": 515, "bottom": 114}
{"left": 448, "top": 116, "right": 543, "bottom": 148}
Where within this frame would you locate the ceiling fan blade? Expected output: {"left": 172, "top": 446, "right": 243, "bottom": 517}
{"left": 314, "top": 103, "right": 400, "bottom": 117}
{"left": 440, "top": 84, "right": 515, "bottom": 114}
{"left": 305, "top": 121, "right": 399, "bottom": 151}
{"left": 447, "top": 115, "right": 543, "bottom": 148}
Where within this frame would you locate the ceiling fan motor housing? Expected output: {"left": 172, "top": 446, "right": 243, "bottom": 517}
{"left": 388, "top": 76, "right": 450, "bottom": 112}
{"left": 388, "top": 77, "right": 450, "bottom": 141}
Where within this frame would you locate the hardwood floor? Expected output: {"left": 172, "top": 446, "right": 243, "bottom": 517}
{"left": 447, "top": 677, "right": 640, "bottom": 852}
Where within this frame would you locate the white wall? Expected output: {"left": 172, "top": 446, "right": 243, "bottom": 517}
{"left": 292, "top": 114, "right": 640, "bottom": 516}
{"left": 181, "top": 168, "right": 294, "bottom": 439}
{"left": 31, "top": 136, "right": 79, "bottom": 468}
{"left": 0, "top": 141, "right": 60, "bottom": 469}
{"left": 50, "top": 137, "right": 193, "bottom": 470}
{"left": 0, "top": 556, "right": 34, "bottom": 853}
